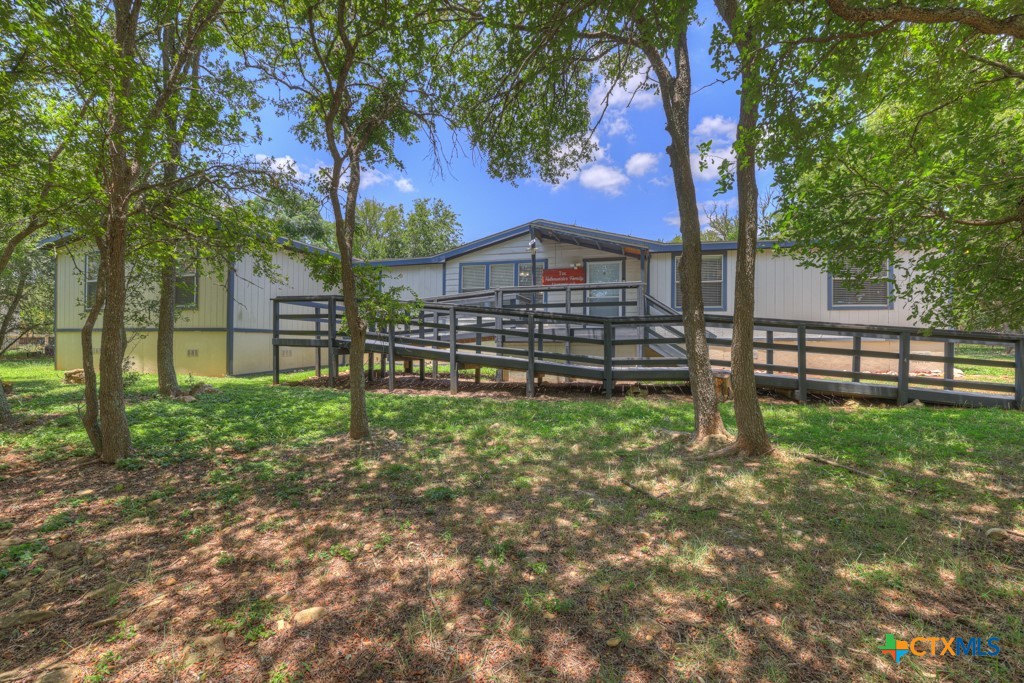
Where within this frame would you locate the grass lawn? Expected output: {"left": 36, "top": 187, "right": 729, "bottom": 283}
{"left": 1, "top": 359, "right": 1022, "bottom": 682}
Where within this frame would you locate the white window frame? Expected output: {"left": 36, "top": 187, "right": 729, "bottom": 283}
{"left": 829, "top": 261, "right": 892, "bottom": 310}
{"left": 675, "top": 254, "right": 726, "bottom": 311}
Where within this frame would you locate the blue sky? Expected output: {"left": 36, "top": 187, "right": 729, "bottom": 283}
{"left": 248, "top": 1, "right": 770, "bottom": 244}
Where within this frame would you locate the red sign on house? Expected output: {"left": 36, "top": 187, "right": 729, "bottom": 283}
{"left": 542, "top": 267, "right": 586, "bottom": 285}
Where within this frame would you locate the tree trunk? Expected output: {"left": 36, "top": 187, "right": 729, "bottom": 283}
{"left": 715, "top": 0, "right": 774, "bottom": 457}
{"left": 156, "top": 21, "right": 183, "bottom": 399}
{"left": 81, "top": 239, "right": 106, "bottom": 453}
{"left": 95, "top": 0, "right": 138, "bottom": 464}
{"left": 729, "top": 76, "right": 774, "bottom": 456}
{"left": 157, "top": 261, "right": 179, "bottom": 396}
{"left": 0, "top": 272, "right": 28, "bottom": 344}
{"left": 647, "top": 33, "right": 728, "bottom": 444}
{"left": 329, "top": 159, "right": 370, "bottom": 440}
{"left": 0, "top": 378, "right": 11, "bottom": 426}
{"left": 97, "top": 202, "right": 132, "bottom": 463}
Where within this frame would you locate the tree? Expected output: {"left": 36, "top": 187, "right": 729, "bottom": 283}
{"left": 0, "top": 2, "right": 100, "bottom": 427}
{"left": 250, "top": 187, "right": 334, "bottom": 249}
{"left": 700, "top": 203, "right": 739, "bottom": 242}
{"left": 822, "top": 0, "right": 1024, "bottom": 39}
{"left": 236, "top": 0, "right": 460, "bottom": 440}
{"left": 147, "top": 11, "right": 271, "bottom": 397}
{"left": 82, "top": 0, "right": 233, "bottom": 462}
{"left": 355, "top": 197, "right": 462, "bottom": 260}
{"left": 710, "top": 0, "right": 774, "bottom": 457}
{"left": 0, "top": 235, "right": 53, "bottom": 356}
{"left": 757, "top": 2, "right": 1024, "bottom": 330}
{"left": 459, "top": 0, "right": 729, "bottom": 445}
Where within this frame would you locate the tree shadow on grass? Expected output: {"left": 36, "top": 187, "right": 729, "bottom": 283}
{"left": 1, "top": 384, "right": 1021, "bottom": 681}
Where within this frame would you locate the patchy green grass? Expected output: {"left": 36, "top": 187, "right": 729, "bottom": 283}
{"left": 956, "top": 343, "right": 1017, "bottom": 384}
{"left": 0, "top": 359, "right": 1022, "bottom": 682}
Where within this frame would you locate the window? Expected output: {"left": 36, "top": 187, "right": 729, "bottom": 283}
{"left": 675, "top": 254, "right": 726, "bottom": 310}
{"left": 458, "top": 260, "right": 548, "bottom": 292}
{"left": 175, "top": 265, "right": 199, "bottom": 308}
{"left": 830, "top": 262, "right": 891, "bottom": 309}
{"left": 489, "top": 263, "right": 515, "bottom": 289}
{"left": 460, "top": 264, "right": 486, "bottom": 291}
{"left": 84, "top": 252, "right": 100, "bottom": 309}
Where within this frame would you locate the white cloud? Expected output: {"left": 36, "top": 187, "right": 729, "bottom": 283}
{"left": 690, "top": 146, "right": 737, "bottom": 182}
{"left": 256, "top": 154, "right": 317, "bottom": 181}
{"left": 590, "top": 70, "right": 660, "bottom": 116}
{"left": 361, "top": 168, "right": 389, "bottom": 188}
{"left": 625, "top": 152, "right": 658, "bottom": 177}
{"left": 663, "top": 215, "right": 680, "bottom": 228}
{"left": 393, "top": 178, "right": 415, "bottom": 193}
{"left": 692, "top": 115, "right": 737, "bottom": 144}
{"left": 590, "top": 68, "right": 659, "bottom": 138}
{"left": 578, "top": 164, "right": 630, "bottom": 196}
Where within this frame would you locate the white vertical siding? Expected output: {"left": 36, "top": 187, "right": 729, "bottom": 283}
{"left": 752, "top": 250, "right": 918, "bottom": 326}
{"left": 55, "top": 246, "right": 227, "bottom": 331}
{"left": 381, "top": 264, "right": 443, "bottom": 299}
{"left": 231, "top": 248, "right": 332, "bottom": 332}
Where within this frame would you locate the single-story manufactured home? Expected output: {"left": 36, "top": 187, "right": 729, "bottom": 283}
{"left": 47, "top": 219, "right": 920, "bottom": 378}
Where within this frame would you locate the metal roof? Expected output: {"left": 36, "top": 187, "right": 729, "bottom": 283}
{"left": 368, "top": 219, "right": 792, "bottom": 266}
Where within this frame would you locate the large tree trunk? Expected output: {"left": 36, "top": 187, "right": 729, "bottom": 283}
{"left": 715, "top": 0, "right": 774, "bottom": 457}
{"left": 156, "top": 21, "right": 183, "bottom": 398}
{"left": 646, "top": 33, "right": 728, "bottom": 445}
{"left": 94, "top": 0, "right": 138, "bottom": 464}
{"left": 97, "top": 203, "right": 132, "bottom": 463}
{"left": 329, "top": 159, "right": 370, "bottom": 440}
{"left": 729, "top": 78, "right": 774, "bottom": 456}
{"left": 81, "top": 239, "right": 106, "bottom": 453}
{"left": 156, "top": 262, "right": 179, "bottom": 396}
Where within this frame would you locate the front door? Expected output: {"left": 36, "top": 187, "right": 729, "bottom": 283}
{"left": 586, "top": 261, "right": 623, "bottom": 317}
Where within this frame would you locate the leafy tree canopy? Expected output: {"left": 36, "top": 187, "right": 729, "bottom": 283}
{"left": 756, "top": 4, "right": 1023, "bottom": 330}
{"left": 355, "top": 197, "right": 461, "bottom": 260}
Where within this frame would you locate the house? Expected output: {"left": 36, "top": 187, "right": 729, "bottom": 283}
{"left": 46, "top": 219, "right": 919, "bottom": 378}
{"left": 372, "top": 219, "right": 916, "bottom": 326}
{"left": 46, "top": 236, "right": 332, "bottom": 377}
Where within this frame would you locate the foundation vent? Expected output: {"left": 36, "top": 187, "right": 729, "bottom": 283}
{"left": 187, "top": 349, "right": 199, "bottom": 357}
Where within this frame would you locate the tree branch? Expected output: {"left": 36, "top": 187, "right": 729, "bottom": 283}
{"left": 824, "top": 0, "right": 1024, "bottom": 39}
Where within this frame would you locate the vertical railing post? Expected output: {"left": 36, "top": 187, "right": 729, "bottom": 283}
{"left": 1014, "top": 338, "right": 1023, "bottom": 409}
{"left": 449, "top": 306, "right": 458, "bottom": 394}
{"left": 943, "top": 340, "right": 955, "bottom": 391}
{"left": 272, "top": 299, "right": 280, "bottom": 385}
{"left": 765, "top": 329, "right": 774, "bottom": 375}
{"left": 526, "top": 313, "right": 536, "bottom": 397}
{"left": 327, "top": 300, "right": 338, "bottom": 387}
{"left": 315, "top": 319, "right": 322, "bottom": 378}
{"left": 565, "top": 285, "right": 571, "bottom": 314}
{"left": 897, "top": 332, "right": 911, "bottom": 406}
{"left": 796, "top": 324, "right": 807, "bottom": 403}
{"left": 603, "top": 321, "right": 614, "bottom": 398}
{"left": 432, "top": 311, "right": 439, "bottom": 379}
{"left": 475, "top": 315, "right": 482, "bottom": 355}
{"left": 852, "top": 333, "right": 862, "bottom": 383}
{"left": 387, "top": 321, "right": 396, "bottom": 392}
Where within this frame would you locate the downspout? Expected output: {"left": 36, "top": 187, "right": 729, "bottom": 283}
{"left": 226, "top": 265, "right": 235, "bottom": 376}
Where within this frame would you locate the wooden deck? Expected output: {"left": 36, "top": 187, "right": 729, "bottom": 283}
{"left": 271, "top": 284, "right": 1024, "bottom": 409}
